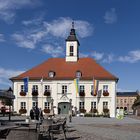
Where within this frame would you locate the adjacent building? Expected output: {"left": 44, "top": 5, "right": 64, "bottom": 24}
{"left": 116, "top": 91, "right": 139, "bottom": 114}
{"left": 10, "top": 23, "right": 118, "bottom": 117}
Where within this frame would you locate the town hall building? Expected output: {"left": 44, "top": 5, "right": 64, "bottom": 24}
{"left": 10, "top": 23, "right": 118, "bottom": 117}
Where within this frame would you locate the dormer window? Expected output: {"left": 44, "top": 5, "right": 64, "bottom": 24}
{"left": 76, "top": 71, "right": 82, "bottom": 78}
{"left": 48, "top": 71, "right": 55, "bottom": 78}
{"left": 70, "top": 46, "right": 74, "bottom": 56}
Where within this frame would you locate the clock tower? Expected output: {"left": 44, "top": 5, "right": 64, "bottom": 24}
{"left": 65, "top": 22, "right": 80, "bottom": 62}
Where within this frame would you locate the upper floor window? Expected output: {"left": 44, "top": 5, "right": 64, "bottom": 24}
{"left": 32, "top": 85, "right": 38, "bottom": 91}
{"left": 20, "top": 85, "right": 24, "bottom": 92}
{"left": 62, "top": 85, "right": 67, "bottom": 94}
{"left": 21, "top": 102, "right": 26, "bottom": 109}
{"left": 76, "top": 71, "right": 82, "bottom": 78}
{"left": 70, "top": 46, "right": 74, "bottom": 56}
{"left": 103, "top": 85, "right": 108, "bottom": 92}
{"left": 48, "top": 71, "right": 55, "bottom": 78}
{"left": 79, "top": 85, "right": 85, "bottom": 92}
{"left": 45, "top": 85, "right": 50, "bottom": 91}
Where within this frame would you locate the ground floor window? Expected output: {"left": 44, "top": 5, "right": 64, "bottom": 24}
{"left": 103, "top": 101, "right": 108, "bottom": 109}
{"left": 44, "top": 102, "right": 50, "bottom": 109}
{"left": 79, "top": 102, "right": 84, "bottom": 109}
{"left": 20, "top": 102, "right": 26, "bottom": 109}
{"left": 91, "top": 101, "right": 96, "bottom": 109}
{"left": 32, "top": 102, "right": 38, "bottom": 108}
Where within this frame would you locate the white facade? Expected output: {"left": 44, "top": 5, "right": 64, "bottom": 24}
{"left": 13, "top": 80, "right": 116, "bottom": 117}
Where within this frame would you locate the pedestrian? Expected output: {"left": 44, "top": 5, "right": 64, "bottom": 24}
{"left": 30, "top": 108, "right": 34, "bottom": 120}
{"left": 39, "top": 108, "right": 44, "bottom": 123}
{"left": 35, "top": 106, "right": 40, "bottom": 120}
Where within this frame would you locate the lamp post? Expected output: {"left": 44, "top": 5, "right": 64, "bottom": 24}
{"left": 69, "top": 99, "right": 72, "bottom": 122}
{"left": 51, "top": 98, "right": 54, "bottom": 116}
{"left": 7, "top": 87, "right": 13, "bottom": 121}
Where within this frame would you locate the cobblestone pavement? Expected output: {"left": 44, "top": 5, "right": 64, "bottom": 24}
{"left": 3, "top": 116, "right": 140, "bottom": 140}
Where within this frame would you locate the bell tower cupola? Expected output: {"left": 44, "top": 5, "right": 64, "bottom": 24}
{"left": 65, "top": 22, "right": 80, "bottom": 62}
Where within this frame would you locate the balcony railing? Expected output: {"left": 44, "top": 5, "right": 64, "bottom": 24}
{"left": 32, "top": 90, "right": 38, "bottom": 96}
{"left": 79, "top": 91, "right": 85, "bottom": 96}
{"left": 44, "top": 90, "right": 51, "bottom": 96}
{"left": 20, "top": 91, "right": 26, "bottom": 96}
{"left": 103, "top": 90, "right": 109, "bottom": 96}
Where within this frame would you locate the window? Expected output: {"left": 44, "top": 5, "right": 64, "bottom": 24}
{"left": 103, "top": 85, "right": 108, "bottom": 92}
{"left": 20, "top": 85, "right": 24, "bottom": 92}
{"left": 32, "top": 85, "right": 38, "bottom": 91}
{"left": 21, "top": 102, "right": 26, "bottom": 109}
{"left": 91, "top": 85, "right": 94, "bottom": 92}
{"left": 62, "top": 85, "right": 67, "bottom": 94}
{"left": 79, "top": 85, "right": 85, "bottom": 92}
{"left": 91, "top": 102, "right": 96, "bottom": 109}
{"left": 48, "top": 71, "right": 55, "bottom": 78}
{"left": 70, "top": 46, "right": 74, "bottom": 56}
{"left": 45, "top": 85, "right": 50, "bottom": 91}
{"left": 32, "top": 102, "right": 38, "bottom": 108}
{"left": 103, "top": 102, "right": 108, "bottom": 109}
{"left": 76, "top": 71, "right": 82, "bottom": 78}
{"left": 79, "top": 102, "right": 84, "bottom": 109}
{"left": 124, "top": 99, "right": 127, "bottom": 103}
{"left": 120, "top": 99, "right": 123, "bottom": 103}
{"left": 44, "top": 102, "right": 50, "bottom": 109}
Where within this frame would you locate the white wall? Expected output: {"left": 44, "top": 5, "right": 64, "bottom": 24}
{"left": 13, "top": 79, "right": 116, "bottom": 117}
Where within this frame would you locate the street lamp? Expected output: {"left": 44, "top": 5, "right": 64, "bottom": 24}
{"left": 51, "top": 98, "right": 54, "bottom": 116}
{"left": 7, "top": 87, "right": 13, "bottom": 121}
{"left": 69, "top": 99, "right": 72, "bottom": 122}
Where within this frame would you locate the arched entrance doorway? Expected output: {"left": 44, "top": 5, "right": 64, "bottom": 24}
{"left": 58, "top": 102, "right": 70, "bottom": 114}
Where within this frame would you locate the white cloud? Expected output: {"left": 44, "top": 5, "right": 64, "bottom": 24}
{"left": 104, "top": 8, "right": 117, "bottom": 24}
{"left": 12, "top": 17, "right": 93, "bottom": 51}
{"left": 102, "top": 54, "right": 114, "bottom": 63}
{"left": 12, "top": 33, "right": 36, "bottom": 49}
{"left": 42, "top": 44, "right": 64, "bottom": 57}
{"left": 0, "top": 34, "right": 5, "bottom": 42}
{"left": 118, "top": 50, "right": 140, "bottom": 63}
{"left": 91, "top": 51, "right": 104, "bottom": 60}
{"left": 22, "top": 15, "right": 44, "bottom": 26}
{"left": 44, "top": 17, "right": 93, "bottom": 38}
{"left": 0, "top": 0, "right": 40, "bottom": 23}
{"left": 79, "top": 53, "right": 89, "bottom": 58}
{"left": 0, "top": 67, "right": 24, "bottom": 87}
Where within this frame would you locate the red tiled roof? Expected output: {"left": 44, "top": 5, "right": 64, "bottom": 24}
{"left": 10, "top": 58, "right": 118, "bottom": 81}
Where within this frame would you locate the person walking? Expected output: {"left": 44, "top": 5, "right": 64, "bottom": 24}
{"left": 30, "top": 108, "right": 34, "bottom": 120}
{"left": 35, "top": 106, "right": 40, "bottom": 120}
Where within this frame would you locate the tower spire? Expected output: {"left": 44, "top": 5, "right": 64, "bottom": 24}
{"left": 72, "top": 21, "right": 74, "bottom": 29}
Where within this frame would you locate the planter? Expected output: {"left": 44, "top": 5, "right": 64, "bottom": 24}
{"left": 20, "top": 91, "right": 26, "bottom": 96}
{"left": 79, "top": 91, "right": 85, "bottom": 96}
{"left": 90, "top": 108, "right": 98, "bottom": 113}
{"left": 44, "top": 108, "right": 50, "bottom": 113}
{"left": 103, "top": 108, "right": 110, "bottom": 117}
{"left": 32, "top": 91, "right": 38, "bottom": 96}
{"left": 44, "top": 91, "right": 51, "bottom": 96}
{"left": 91, "top": 92, "right": 97, "bottom": 96}
{"left": 80, "top": 108, "right": 86, "bottom": 113}
{"left": 103, "top": 91, "right": 109, "bottom": 96}
{"left": 19, "top": 108, "right": 27, "bottom": 114}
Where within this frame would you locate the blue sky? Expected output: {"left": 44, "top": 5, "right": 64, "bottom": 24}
{"left": 0, "top": 0, "right": 140, "bottom": 91}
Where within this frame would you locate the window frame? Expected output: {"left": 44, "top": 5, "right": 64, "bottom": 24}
{"left": 62, "top": 85, "right": 67, "bottom": 94}
{"left": 20, "top": 102, "right": 26, "bottom": 109}
{"left": 69, "top": 45, "right": 74, "bottom": 56}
